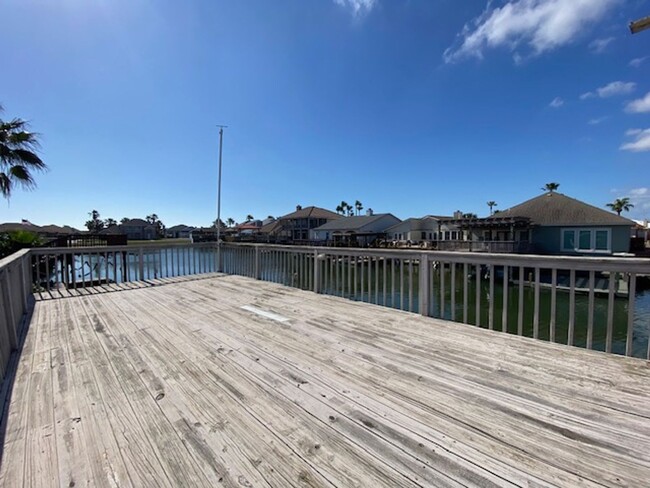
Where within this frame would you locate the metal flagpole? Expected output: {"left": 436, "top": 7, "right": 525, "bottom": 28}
{"left": 216, "top": 125, "right": 227, "bottom": 272}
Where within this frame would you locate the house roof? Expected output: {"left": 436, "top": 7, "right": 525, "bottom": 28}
{"left": 121, "top": 218, "right": 151, "bottom": 226}
{"left": 314, "top": 214, "right": 400, "bottom": 232}
{"left": 167, "top": 224, "right": 195, "bottom": 232}
{"left": 280, "top": 206, "right": 341, "bottom": 220}
{"left": 490, "top": 192, "right": 635, "bottom": 227}
{"left": 0, "top": 222, "right": 80, "bottom": 234}
{"left": 385, "top": 216, "right": 453, "bottom": 233}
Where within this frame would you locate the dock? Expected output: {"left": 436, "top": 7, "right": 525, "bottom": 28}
{"left": 1, "top": 274, "right": 649, "bottom": 487}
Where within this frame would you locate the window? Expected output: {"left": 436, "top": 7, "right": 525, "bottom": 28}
{"left": 561, "top": 228, "right": 611, "bottom": 253}
{"left": 595, "top": 230, "right": 608, "bottom": 250}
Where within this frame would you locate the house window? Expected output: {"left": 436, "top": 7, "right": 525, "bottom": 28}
{"left": 561, "top": 228, "right": 611, "bottom": 253}
{"left": 421, "top": 231, "right": 427, "bottom": 239}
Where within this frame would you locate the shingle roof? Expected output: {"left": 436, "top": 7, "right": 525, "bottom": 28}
{"left": 279, "top": 206, "right": 341, "bottom": 220}
{"left": 491, "top": 193, "right": 635, "bottom": 226}
{"left": 122, "top": 218, "right": 152, "bottom": 226}
{"left": 314, "top": 214, "right": 399, "bottom": 232}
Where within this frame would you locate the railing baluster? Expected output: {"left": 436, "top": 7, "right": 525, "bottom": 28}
{"left": 383, "top": 257, "right": 387, "bottom": 307}
{"left": 517, "top": 266, "right": 524, "bottom": 336}
{"left": 463, "top": 263, "right": 469, "bottom": 324}
{"left": 475, "top": 264, "right": 480, "bottom": 326}
{"left": 606, "top": 274, "right": 615, "bottom": 353}
{"left": 450, "top": 263, "right": 456, "bottom": 322}
{"left": 587, "top": 271, "right": 595, "bottom": 350}
{"left": 626, "top": 273, "right": 636, "bottom": 357}
{"left": 360, "top": 257, "right": 365, "bottom": 302}
{"left": 375, "top": 256, "right": 379, "bottom": 305}
{"left": 390, "top": 258, "right": 395, "bottom": 309}
{"left": 408, "top": 259, "right": 414, "bottom": 312}
{"left": 488, "top": 264, "right": 495, "bottom": 330}
{"left": 502, "top": 265, "right": 509, "bottom": 333}
{"left": 550, "top": 268, "right": 557, "bottom": 342}
{"left": 399, "top": 259, "right": 404, "bottom": 311}
{"left": 440, "top": 262, "right": 446, "bottom": 319}
{"left": 533, "top": 267, "right": 540, "bottom": 339}
{"left": 568, "top": 269, "right": 576, "bottom": 346}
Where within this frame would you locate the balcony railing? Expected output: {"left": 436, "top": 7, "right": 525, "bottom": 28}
{"left": 1, "top": 241, "right": 649, "bottom": 385}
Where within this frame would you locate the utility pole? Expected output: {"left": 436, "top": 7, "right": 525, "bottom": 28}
{"left": 216, "top": 125, "right": 227, "bottom": 272}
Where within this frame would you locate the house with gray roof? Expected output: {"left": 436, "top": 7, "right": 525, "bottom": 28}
{"left": 311, "top": 212, "right": 401, "bottom": 247}
{"left": 385, "top": 216, "right": 459, "bottom": 244}
{"left": 259, "top": 206, "right": 341, "bottom": 243}
{"left": 445, "top": 192, "right": 635, "bottom": 255}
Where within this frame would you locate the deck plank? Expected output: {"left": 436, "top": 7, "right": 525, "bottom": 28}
{"left": 2, "top": 274, "right": 650, "bottom": 487}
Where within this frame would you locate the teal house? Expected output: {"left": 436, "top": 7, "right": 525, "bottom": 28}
{"left": 460, "top": 193, "right": 635, "bottom": 255}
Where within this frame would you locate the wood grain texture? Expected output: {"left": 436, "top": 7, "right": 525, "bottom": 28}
{"left": 2, "top": 274, "right": 649, "bottom": 487}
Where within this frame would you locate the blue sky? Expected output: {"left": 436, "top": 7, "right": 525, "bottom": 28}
{"left": 1, "top": 0, "right": 649, "bottom": 229}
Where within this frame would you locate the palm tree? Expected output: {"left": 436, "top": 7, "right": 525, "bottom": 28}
{"left": 120, "top": 217, "right": 129, "bottom": 224}
{"left": 355, "top": 200, "right": 363, "bottom": 215}
{"left": 340, "top": 201, "right": 348, "bottom": 216}
{"left": 462, "top": 213, "right": 478, "bottom": 219}
{"left": 226, "top": 217, "right": 235, "bottom": 227}
{"left": 487, "top": 201, "right": 497, "bottom": 215}
{"left": 335, "top": 204, "right": 343, "bottom": 215}
{"left": 0, "top": 105, "right": 47, "bottom": 198}
{"left": 245, "top": 214, "right": 254, "bottom": 222}
{"left": 85, "top": 210, "right": 104, "bottom": 232}
{"left": 542, "top": 182, "right": 560, "bottom": 193}
{"left": 346, "top": 204, "right": 354, "bottom": 216}
{"left": 104, "top": 218, "right": 118, "bottom": 228}
{"left": 606, "top": 197, "right": 634, "bottom": 216}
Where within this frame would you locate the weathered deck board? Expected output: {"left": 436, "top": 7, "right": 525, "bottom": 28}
{"left": 1, "top": 275, "right": 650, "bottom": 487}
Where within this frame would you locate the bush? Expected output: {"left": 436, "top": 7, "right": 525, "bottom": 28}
{"left": 0, "top": 230, "right": 41, "bottom": 259}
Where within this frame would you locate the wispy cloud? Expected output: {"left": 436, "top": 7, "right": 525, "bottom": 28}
{"left": 629, "top": 56, "right": 648, "bottom": 68}
{"left": 588, "top": 116, "right": 607, "bottom": 125}
{"left": 333, "top": 0, "right": 377, "bottom": 16}
{"left": 620, "top": 128, "right": 650, "bottom": 152}
{"left": 549, "top": 97, "right": 564, "bottom": 108}
{"left": 443, "top": 0, "right": 619, "bottom": 64}
{"left": 588, "top": 36, "right": 615, "bottom": 53}
{"left": 625, "top": 92, "right": 650, "bottom": 113}
{"left": 580, "top": 81, "right": 636, "bottom": 100}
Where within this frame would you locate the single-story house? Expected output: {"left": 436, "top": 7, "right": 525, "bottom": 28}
{"left": 444, "top": 192, "right": 635, "bottom": 255}
{"left": 311, "top": 212, "right": 401, "bottom": 247}
{"left": 260, "top": 206, "right": 341, "bottom": 243}
{"left": 166, "top": 225, "right": 196, "bottom": 239}
{"left": 385, "top": 215, "right": 461, "bottom": 243}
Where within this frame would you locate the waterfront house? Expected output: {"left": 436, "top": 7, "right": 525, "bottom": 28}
{"left": 259, "top": 206, "right": 341, "bottom": 243}
{"left": 166, "top": 224, "right": 196, "bottom": 239}
{"left": 311, "top": 212, "right": 401, "bottom": 246}
{"left": 385, "top": 215, "right": 462, "bottom": 244}
{"left": 445, "top": 192, "right": 635, "bottom": 255}
{"left": 120, "top": 218, "right": 157, "bottom": 240}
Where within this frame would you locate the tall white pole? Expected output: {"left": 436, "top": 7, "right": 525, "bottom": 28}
{"left": 216, "top": 126, "right": 226, "bottom": 272}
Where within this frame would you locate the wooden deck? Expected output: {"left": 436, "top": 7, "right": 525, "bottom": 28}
{"left": 1, "top": 275, "right": 649, "bottom": 487}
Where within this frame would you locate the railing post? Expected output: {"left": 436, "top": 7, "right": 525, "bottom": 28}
{"left": 418, "top": 253, "right": 429, "bottom": 316}
{"left": 313, "top": 250, "right": 320, "bottom": 294}
{"left": 254, "top": 246, "right": 261, "bottom": 280}
{"left": 19, "top": 257, "right": 28, "bottom": 311}
{"left": 1, "top": 269, "right": 18, "bottom": 349}
{"left": 138, "top": 247, "right": 145, "bottom": 281}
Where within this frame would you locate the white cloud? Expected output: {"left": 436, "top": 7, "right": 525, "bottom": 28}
{"left": 625, "top": 92, "right": 650, "bottom": 113}
{"left": 620, "top": 128, "right": 650, "bottom": 152}
{"left": 549, "top": 97, "right": 564, "bottom": 108}
{"left": 443, "top": 0, "right": 619, "bottom": 64}
{"left": 588, "top": 116, "right": 607, "bottom": 125}
{"left": 581, "top": 81, "right": 636, "bottom": 100}
{"left": 588, "top": 36, "right": 615, "bottom": 53}
{"left": 333, "top": 0, "right": 377, "bottom": 16}
{"left": 629, "top": 56, "right": 648, "bottom": 68}
{"left": 630, "top": 188, "right": 649, "bottom": 197}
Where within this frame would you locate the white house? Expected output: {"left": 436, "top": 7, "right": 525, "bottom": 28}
{"left": 311, "top": 213, "right": 401, "bottom": 247}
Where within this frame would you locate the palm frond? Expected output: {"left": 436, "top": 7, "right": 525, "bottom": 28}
{"left": 0, "top": 173, "right": 11, "bottom": 198}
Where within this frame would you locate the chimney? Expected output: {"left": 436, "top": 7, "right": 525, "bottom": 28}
{"left": 366, "top": 208, "right": 374, "bottom": 216}
{"left": 453, "top": 210, "right": 463, "bottom": 219}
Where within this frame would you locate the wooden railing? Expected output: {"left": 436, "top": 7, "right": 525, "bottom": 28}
{"left": 29, "top": 242, "right": 217, "bottom": 292}
{"left": 220, "top": 243, "right": 650, "bottom": 359}
{"left": 0, "top": 249, "right": 32, "bottom": 384}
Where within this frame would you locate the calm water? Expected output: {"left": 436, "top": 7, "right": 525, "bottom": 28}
{"left": 56, "top": 250, "right": 649, "bottom": 358}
